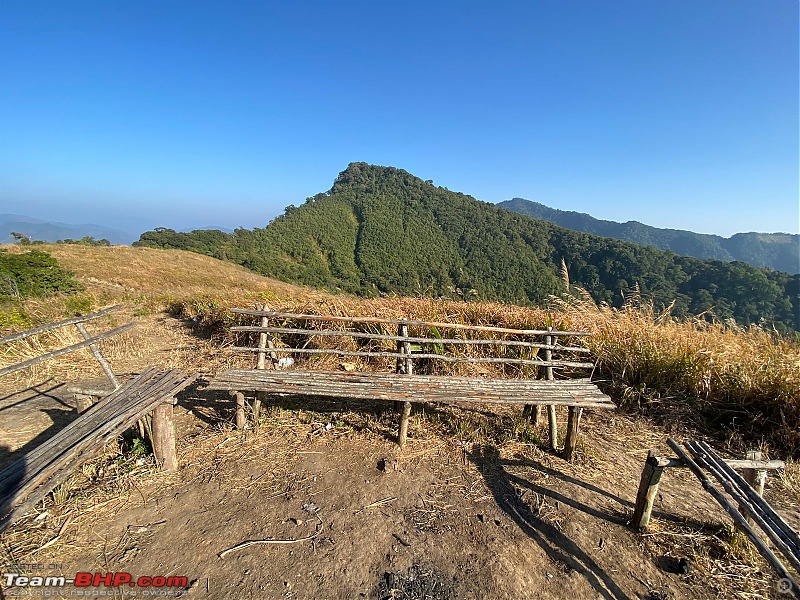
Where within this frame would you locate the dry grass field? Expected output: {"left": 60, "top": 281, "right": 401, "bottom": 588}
{"left": 0, "top": 244, "right": 798, "bottom": 599}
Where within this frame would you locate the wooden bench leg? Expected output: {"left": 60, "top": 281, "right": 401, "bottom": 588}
{"left": 253, "top": 391, "right": 264, "bottom": 424}
{"left": 152, "top": 400, "right": 178, "bottom": 472}
{"left": 547, "top": 405, "right": 558, "bottom": 451}
{"left": 397, "top": 401, "right": 412, "bottom": 448}
{"left": 230, "top": 390, "right": 247, "bottom": 429}
{"left": 74, "top": 393, "right": 95, "bottom": 414}
{"left": 563, "top": 406, "right": 581, "bottom": 461}
{"left": 522, "top": 405, "right": 541, "bottom": 424}
{"left": 631, "top": 450, "right": 665, "bottom": 529}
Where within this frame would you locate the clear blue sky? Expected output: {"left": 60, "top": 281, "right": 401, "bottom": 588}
{"left": 1, "top": 0, "right": 797, "bottom": 237}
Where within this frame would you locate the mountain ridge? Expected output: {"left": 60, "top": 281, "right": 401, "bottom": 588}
{"left": 135, "top": 163, "right": 799, "bottom": 333}
{"left": 0, "top": 214, "right": 137, "bottom": 245}
{"left": 497, "top": 198, "right": 800, "bottom": 274}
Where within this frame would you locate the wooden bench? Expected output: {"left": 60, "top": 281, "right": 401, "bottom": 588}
{"left": 0, "top": 368, "right": 196, "bottom": 532}
{"left": 0, "top": 309, "right": 198, "bottom": 532}
{"left": 207, "top": 307, "right": 614, "bottom": 458}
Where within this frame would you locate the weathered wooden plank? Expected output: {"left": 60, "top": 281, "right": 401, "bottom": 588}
{"left": 0, "top": 372, "right": 194, "bottom": 532}
{"left": 230, "top": 326, "right": 592, "bottom": 354}
{"left": 206, "top": 369, "right": 614, "bottom": 408}
{"left": 0, "top": 323, "right": 136, "bottom": 378}
{"left": 229, "top": 346, "right": 595, "bottom": 368}
{"left": 0, "top": 305, "right": 124, "bottom": 345}
{"left": 230, "top": 308, "right": 593, "bottom": 337}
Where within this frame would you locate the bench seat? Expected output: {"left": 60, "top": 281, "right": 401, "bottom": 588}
{"left": 0, "top": 368, "right": 196, "bottom": 532}
{"left": 207, "top": 369, "right": 614, "bottom": 409}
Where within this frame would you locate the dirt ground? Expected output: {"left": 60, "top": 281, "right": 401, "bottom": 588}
{"left": 0, "top": 312, "right": 797, "bottom": 600}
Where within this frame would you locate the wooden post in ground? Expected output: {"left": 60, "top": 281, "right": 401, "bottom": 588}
{"left": 545, "top": 328, "right": 558, "bottom": 451}
{"left": 152, "top": 399, "right": 178, "bottom": 471}
{"left": 74, "top": 393, "right": 95, "bottom": 413}
{"left": 396, "top": 322, "right": 413, "bottom": 447}
{"left": 253, "top": 304, "right": 274, "bottom": 425}
{"left": 631, "top": 450, "right": 665, "bottom": 529}
{"left": 231, "top": 390, "right": 247, "bottom": 430}
{"left": 738, "top": 449, "right": 766, "bottom": 526}
{"left": 563, "top": 406, "right": 580, "bottom": 461}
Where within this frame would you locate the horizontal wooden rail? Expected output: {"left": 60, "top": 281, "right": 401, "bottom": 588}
{"left": 650, "top": 456, "right": 785, "bottom": 471}
{"left": 0, "top": 305, "right": 124, "bottom": 346}
{"left": 230, "top": 308, "right": 592, "bottom": 337}
{"left": 230, "top": 346, "right": 595, "bottom": 368}
{"left": 230, "top": 326, "right": 592, "bottom": 354}
{"left": 0, "top": 323, "right": 136, "bottom": 378}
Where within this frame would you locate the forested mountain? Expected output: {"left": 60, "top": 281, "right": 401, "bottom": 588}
{"left": 135, "top": 163, "right": 800, "bottom": 332}
{"left": 498, "top": 198, "right": 799, "bottom": 274}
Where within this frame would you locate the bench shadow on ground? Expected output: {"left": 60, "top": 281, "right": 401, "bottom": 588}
{"left": 468, "top": 443, "right": 635, "bottom": 600}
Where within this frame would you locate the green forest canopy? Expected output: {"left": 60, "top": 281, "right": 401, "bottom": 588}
{"left": 135, "top": 163, "right": 800, "bottom": 333}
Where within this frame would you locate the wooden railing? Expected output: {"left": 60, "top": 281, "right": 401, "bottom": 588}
{"left": 0, "top": 305, "right": 135, "bottom": 381}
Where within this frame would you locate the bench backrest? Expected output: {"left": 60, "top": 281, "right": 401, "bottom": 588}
{"left": 228, "top": 306, "right": 596, "bottom": 379}
{"left": 0, "top": 305, "right": 135, "bottom": 383}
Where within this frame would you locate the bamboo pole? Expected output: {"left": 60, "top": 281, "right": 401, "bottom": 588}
{"left": 545, "top": 329, "right": 558, "bottom": 451}
{"left": 667, "top": 439, "right": 799, "bottom": 590}
{"left": 252, "top": 305, "right": 270, "bottom": 424}
{"left": 0, "top": 305, "right": 124, "bottom": 345}
{"left": 396, "top": 322, "right": 413, "bottom": 446}
{"left": 230, "top": 308, "right": 593, "bottom": 337}
{"left": 0, "top": 324, "right": 136, "bottom": 378}
{"left": 74, "top": 322, "right": 120, "bottom": 388}
{"left": 229, "top": 346, "right": 594, "bottom": 368}
{"left": 230, "top": 326, "right": 592, "bottom": 353}
{"left": 691, "top": 441, "right": 800, "bottom": 562}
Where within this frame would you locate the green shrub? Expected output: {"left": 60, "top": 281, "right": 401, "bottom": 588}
{"left": 0, "top": 249, "right": 83, "bottom": 299}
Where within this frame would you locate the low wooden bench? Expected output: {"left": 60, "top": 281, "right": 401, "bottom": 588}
{"left": 0, "top": 368, "right": 196, "bottom": 532}
{"left": 208, "top": 307, "right": 614, "bottom": 458}
{"left": 0, "top": 308, "right": 197, "bottom": 532}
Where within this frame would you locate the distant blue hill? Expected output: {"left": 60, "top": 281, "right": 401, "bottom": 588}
{"left": 497, "top": 199, "right": 800, "bottom": 275}
{"left": 0, "top": 214, "right": 137, "bottom": 245}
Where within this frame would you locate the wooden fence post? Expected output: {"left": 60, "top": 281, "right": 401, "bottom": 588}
{"left": 739, "top": 449, "right": 766, "bottom": 526}
{"left": 545, "top": 328, "right": 558, "bottom": 451}
{"left": 563, "top": 406, "right": 580, "bottom": 461}
{"left": 252, "top": 303, "right": 274, "bottom": 425}
{"left": 231, "top": 390, "right": 247, "bottom": 430}
{"left": 396, "top": 321, "right": 413, "bottom": 447}
{"left": 152, "top": 399, "right": 178, "bottom": 471}
{"left": 631, "top": 450, "right": 665, "bottom": 529}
